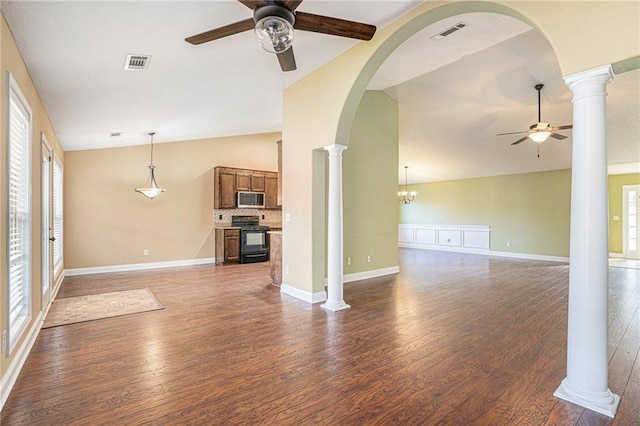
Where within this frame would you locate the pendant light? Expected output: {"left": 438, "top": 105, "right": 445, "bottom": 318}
{"left": 135, "top": 132, "right": 166, "bottom": 200}
{"left": 398, "top": 166, "right": 417, "bottom": 204}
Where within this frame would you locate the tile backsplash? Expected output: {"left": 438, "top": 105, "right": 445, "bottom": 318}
{"left": 214, "top": 209, "right": 282, "bottom": 226}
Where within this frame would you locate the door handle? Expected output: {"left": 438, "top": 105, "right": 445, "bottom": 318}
{"left": 49, "top": 237, "right": 56, "bottom": 242}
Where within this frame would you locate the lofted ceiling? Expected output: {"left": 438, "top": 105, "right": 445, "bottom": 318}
{"left": 1, "top": 1, "right": 638, "bottom": 184}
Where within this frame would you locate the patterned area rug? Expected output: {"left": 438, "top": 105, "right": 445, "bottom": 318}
{"left": 43, "top": 288, "right": 164, "bottom": 328}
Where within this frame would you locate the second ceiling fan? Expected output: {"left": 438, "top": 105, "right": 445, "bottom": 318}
{"left": 497, "top": 83, "right": 573, "bottom": 146}
{"left": 185, "top": 0, "right": 377, "bottom": 72}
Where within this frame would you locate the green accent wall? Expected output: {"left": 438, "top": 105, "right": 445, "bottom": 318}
{"left": 399, "top": 170, "right": 572, "bottom": 257}
{"left": 608, "top": 173, "right": 640, "bottom": 254}
{"left": 343, "top": 91, "right": 399, "bottom": 274}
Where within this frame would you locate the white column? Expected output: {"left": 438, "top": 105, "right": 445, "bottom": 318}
{"left": 322, "top": 144, "right": 350, "bottom": 311}
{"left": 554, "top": 65, "right": 619, "bottom": 417}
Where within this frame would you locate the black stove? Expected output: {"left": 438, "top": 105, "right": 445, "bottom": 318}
{"left": 231, "top": 216, "right": 270, "bottom": 263}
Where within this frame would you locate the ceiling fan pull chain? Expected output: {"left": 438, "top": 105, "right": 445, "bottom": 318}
{"left": 537, "top": 145, "right": 540, "bottom": 158}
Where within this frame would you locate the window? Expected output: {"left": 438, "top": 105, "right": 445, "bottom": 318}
{"left": 53, "top": 156, "right": 63, "bottom": 276}
{"left": 7, "top": 75, "right": 32, "bottom": 351}
{"left": 629, "top": 190, "right": 637, "bottom": 252}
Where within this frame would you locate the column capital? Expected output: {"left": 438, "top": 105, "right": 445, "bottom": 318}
{"left": 323, "top": 144, "right": 348, "bottom": 155}
{"left": 564, "top": 64, "right": 615, "bottom": 92}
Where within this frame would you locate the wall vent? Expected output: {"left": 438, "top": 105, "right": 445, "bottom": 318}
{"left": 431, "top": 22, "right": 466, "bottom": 40}
{"left": 124, "top": 54, "right": 151, "bottom": 71}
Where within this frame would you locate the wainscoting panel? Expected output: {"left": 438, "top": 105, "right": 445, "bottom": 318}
{"left": 399, "top": 225, "right": 490, "bottom": 253}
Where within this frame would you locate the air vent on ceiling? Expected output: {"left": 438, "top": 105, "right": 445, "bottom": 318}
{"left": 124, "top": 54, "right": 151, "bottom": 71}
{"left": 431, "top": 22, "right": 466, "bottom": 40}
{"left": 109, "top": 132, "right": 121, "bottom": 137}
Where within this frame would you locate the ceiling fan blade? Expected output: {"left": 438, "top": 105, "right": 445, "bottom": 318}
{"left": 281, "top": 0, "right": 303, "bottom": 11}
{"left": 497, "top": 130, "right": 528, "bottom": 136}
{"left": 277, "top": 48, "right": 297, "bottom": 72}
{"left": 186, "top": 18, "right": 255, "bottom": 45}
{"left": 511, "top": 136, "right": 530, "bottom": 146}
{"left": 294, "top": 12, "right": 376, "bottom": 40}
{"left": 548, "top": 132, "right": 568, "bottom": 140}
{"left": 237, "top": 0, "right": 267, "bottom": 10}
{"left": 551, "top": 124, "right": 573, "bottom": 131}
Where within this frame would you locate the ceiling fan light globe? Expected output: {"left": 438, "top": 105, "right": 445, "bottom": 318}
{"left": 255, "top": 16, "right": 294, "bottom": 54}
{"left": 529, "top": 131, "right": 551, "bottom": 144}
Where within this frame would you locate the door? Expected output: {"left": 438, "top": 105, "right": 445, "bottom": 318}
{"left": 623, "top": 184, "right": 640, "bottom": 259}
{"left": 41, "top": 135, "right": 53, "bottom": 308}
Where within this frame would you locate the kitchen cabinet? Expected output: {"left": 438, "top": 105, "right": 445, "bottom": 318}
{"left": 217, "top": 170, "right": 236, "bottom": 209}
{"left": 269, "top": 230, "right": 282, "bottom": 286}
{"left": 214, "top": 166, "right": 280, "bottom": 210}
{"left": 236, "top": 171, "right": 265, "bottom": 192}
{"left": 265, "top": 175, "right": 278, "bottom": 209}
{"left": 215, "top": 228, "right": 240, "bottom": 264}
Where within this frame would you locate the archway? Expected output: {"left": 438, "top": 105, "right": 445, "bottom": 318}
{"left": 281, "top": 0, "right": 639, "bottom": 418}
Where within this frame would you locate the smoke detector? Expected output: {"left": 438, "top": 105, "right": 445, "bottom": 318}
{"left": 124, "top": 54, "right": 152, "bottom": 71}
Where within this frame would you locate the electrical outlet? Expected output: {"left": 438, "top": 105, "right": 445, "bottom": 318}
{"left": 143, "top": 249, "right": 149, "bottom": 256}
{"left": 346, "top": 257, "right": 351, "bottom": 266}
{"left": 285, "top": 265, "right": 290, "bottom": 275}
{"left": 506, "top": 241, "right": 511, "bottom": 248}
{"left": 285, "top": 213, "right": 291, "bottom": 222}
{"left": 366, "top": 256, "right": 371, "bottom": 263}
{"left": 262, "top": 214, "right": 265, "bottom": 219}
{"left": 218, "top": 214, "right": 223, "bottom": 220}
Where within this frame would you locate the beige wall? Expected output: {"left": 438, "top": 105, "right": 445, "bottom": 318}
{"left": 608, "top": 173, "right": 640, "bottom": 254}
{"left": 65, "top": 133, "right": 280, "bottom": 269}
{"left": 0, "top": 15, "right": 64, "bottom": 377}
{"left": 282, "top": 1, "right": 639, "bottom": 296}
{"left": 344, "top": 91, "right": 399, "bottom": 274}
{"left": 399, "top": 170, "right": 572, "bottom": 257}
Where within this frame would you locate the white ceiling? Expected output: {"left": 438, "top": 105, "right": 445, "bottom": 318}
{"left": 1, "top": 1, "right": 638, "bottom": 184}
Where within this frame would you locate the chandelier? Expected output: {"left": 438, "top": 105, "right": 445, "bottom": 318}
{"left": 398, "top": 166, "right": 417, "bottom": 204}
{"left": 135, "top": 132, "right": 166, "bottom": 200}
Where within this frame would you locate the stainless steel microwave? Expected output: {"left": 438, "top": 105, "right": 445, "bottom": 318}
{"left": 237, "top": 191, "right": 265, "bottom": 209}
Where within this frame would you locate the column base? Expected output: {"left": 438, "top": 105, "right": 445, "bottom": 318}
{"left": 321, "top": 301, "right": 351, "bottom": 312}
{"left": 554, "top": 378, "right": 620, "bottom": 418}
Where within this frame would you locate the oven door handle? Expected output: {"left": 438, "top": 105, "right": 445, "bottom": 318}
{"left": 244, "top": 253, "right": 267, "bottom": 258}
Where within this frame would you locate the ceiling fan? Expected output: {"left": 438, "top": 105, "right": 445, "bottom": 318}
{"left": 497, "top": 83, "right": 573, "bottom": 146}
{"left": 185, "top": 0, "right": 377, "bottom": 72}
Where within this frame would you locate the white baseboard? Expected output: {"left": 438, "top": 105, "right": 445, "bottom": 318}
{"left": 609, "top": 252, "right": 624, "bottom": 258}
{"left": 65, "top": 257, "right": 216, "bottom": 276}
{"left": 399, "top": 244, "right": 569, "bottom": 263}
{"left": 344, "top": 266, "right": 400, "bottom": 283}
{"left": 488, "top": 250, "right": 569, "bottom": 263}
{"left": 399, "top": 242, "right": 490, "bottom": 255}
{"left": 0, "top": 312, "right": 44, "bottom": 411}
{"left": 280, "top": 283, "right": 327, "bottom": 304}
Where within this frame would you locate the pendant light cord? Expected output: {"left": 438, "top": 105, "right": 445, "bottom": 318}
{"left": 149, "top": 132, "right": 155, "bottom": 167}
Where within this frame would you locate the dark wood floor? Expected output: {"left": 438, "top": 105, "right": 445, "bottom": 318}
{"left": 2, "top": 249, "right": 639, "bottom": 425}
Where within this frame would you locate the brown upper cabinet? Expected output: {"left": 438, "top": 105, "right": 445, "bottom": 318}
{"left": 214, "top": 166, "right": 280, "bottom": 210}
{"left": 265, "top": 175, "right": 278, "bottom": 209}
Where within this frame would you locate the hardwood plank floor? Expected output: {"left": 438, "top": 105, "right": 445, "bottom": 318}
{"left": 1, "top": 249, "right": 639, "bottom": 425}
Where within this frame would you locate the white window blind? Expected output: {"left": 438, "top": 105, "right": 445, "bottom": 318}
{"left": 53, "top": 157, "right": 63, "bottom": 276}
{"left": 7, "top": 78, "right": 32, "bottom": 351}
